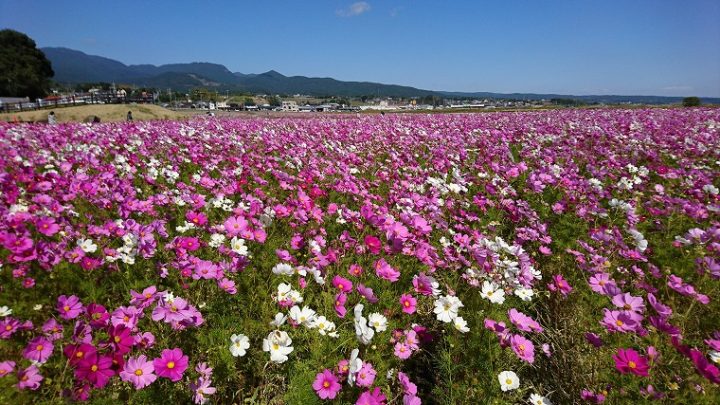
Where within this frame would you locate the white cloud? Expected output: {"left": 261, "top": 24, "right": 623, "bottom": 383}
{"left": 337, "top": 2, "right": 371, "bottom": 17}
{"left": 662, "top": 85, "right": 693, "bottom": 91}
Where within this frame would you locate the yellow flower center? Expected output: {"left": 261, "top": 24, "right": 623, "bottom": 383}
{"left": 628, "top": 361, "right": 636, "bottom": 369}
{"left": 114, "top": 336, "right": 121, "bottom": 343}
{"left": 123, "top": 316, "right": 129, "bottom": 322}
{"left": 36, "top": 345, "right": 44, "bottom": 351}
{"left": 323, "top": 381, "right": 330, "bottom": 388}
{"left": 272, "top": 344, "right": 279, "bottom": 350}
{"left": 505, "top": 378, "right": 512, "bottom": 385}
{"left": 63, "top": 305, "right": 70, "bottom": 312}
{"left": 91, "top": 365, "right": 98, "bottom": 372}
{"left": 135, "top": 369, "right": 143, "bottom": 376}
{"left": 404, "top": 301, "right": 411, "bottom": 307}
{"left": 4, "top": 325, "right": 11, "bottom": 331}
{"left": 615, "top": 320, "right": 623, "bottom": 326}
{"left": 167, "top": 361, "right": 175, "bottom": 369}
{"left": 76, "top": 351, "right": 84, "bottom": 358}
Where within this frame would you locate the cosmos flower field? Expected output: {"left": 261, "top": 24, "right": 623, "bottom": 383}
{"left": 0, "top": 109, "right": 719, "bottom": 404}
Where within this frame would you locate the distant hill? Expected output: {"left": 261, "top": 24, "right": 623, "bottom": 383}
{"left": 41, "top": 47, "right": 720, "bottom": 104}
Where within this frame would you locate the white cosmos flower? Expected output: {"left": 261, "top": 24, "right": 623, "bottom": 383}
{"left": 229, "top": 334, "right": 250, "bottom": 357}
{"left": 347, "top": 348, "right": 363, "bottom": 386}
{"left": 453, "top": 316, "right": 469, "bottom": 333}
{"left": 230, "top": 237, "right": 248, "bottom": 256}
{"left": 433, "top": 295, "right": 463, "bottom": 323}
{"left": 262, "top": 330, "right": 294, "bottom": 363}
{"left": 272, "top": 263, "right": 294, "bottom": 276}
{"left": 289, "top": 305, "right": 316, "bottom": 327}
{"left": 270, "top": 312, "right": 287, "bottom": 327}
{"left": 498, "top": 370, "right": 519, "bottom": 391}
{"left": 529, "top": 393, "right": 552, "bottom": 405}
{"left": 481, "top": 281, "right": 506, "bottom": 304}
{"left": 310, "top": 315, "right": 336, "bottom": 336}
{"left": 0, "top": 306, "right": 12, "bottom": 317}
{"left": 353, "top": 304, "right": 375, "bottom": 344}
{"left": 208, "top": 233, "right": 226, "bottom": 248}
{"left": 514, "top": 287, "right": 534, "bottom": 302}
{"left": 77, "top": 238, "right": 97, "bottom": 253}
{"left": 710, "top": 351, "right": 720, "bottom": 364}
{"left": 368, "top": 313, "right": 388, "bottom": 332}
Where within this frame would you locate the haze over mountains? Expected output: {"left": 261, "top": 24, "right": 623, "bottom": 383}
{"left": 42, "top": 47, "right": 719, "bottom": 104}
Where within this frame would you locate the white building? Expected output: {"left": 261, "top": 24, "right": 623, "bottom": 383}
{"left": 281, "top": 101, "right": 299, "bottom": 112}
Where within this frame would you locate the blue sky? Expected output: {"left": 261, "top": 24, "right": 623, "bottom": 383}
{"left": 2, "top": 0, "right": 719, "bottom": 97}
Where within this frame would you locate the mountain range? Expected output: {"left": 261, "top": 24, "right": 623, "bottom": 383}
{"left": 41, "top": 47, "right": 719, "bottom": 104}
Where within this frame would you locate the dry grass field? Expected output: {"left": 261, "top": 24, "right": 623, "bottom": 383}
{"left": 0, "top": 104, "right": 190, "bottom": 123}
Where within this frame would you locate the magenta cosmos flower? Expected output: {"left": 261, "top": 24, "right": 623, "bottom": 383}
{"left": 120, "top": 355, "right": 157, "bottom": 389}
{"left": 57, "top": 295, "right": 84, "bottom": 320}
{"left": 23, "top": 336, "right": 54, "bottom": 364}
{"left": 613, "top": 348, "right": 649, "bottom": 376}
{"left": 400, "top": 294, "right": 417, "bottom": 314}
{"left": 312, "top": 369, "right": 341, "bottom": 400}
{"left": 154, "top": 348, "right": 189, "bottom": 382}
{"left": 75, "top": 353, "right": 115, "bottom": 388}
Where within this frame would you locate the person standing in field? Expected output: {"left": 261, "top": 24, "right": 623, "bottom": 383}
{"left": 127, "top": 111, "right": 133, "bottom": 121}
{"left": 48, "top": 111, "right": 56, "bottom": 124}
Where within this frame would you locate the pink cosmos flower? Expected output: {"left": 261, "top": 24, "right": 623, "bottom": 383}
{"left": 690, "top": 349, "right": 720, "bottom": 384}
{"left": 612, "top": 292, "right": 645, "bottom": 313}
{"left": 223, "top": 216, "right": 248, "bottom": 237}
{"left": 120, "top": 355, "right": 156, "bottom": 389}
{"left": 413, "top": 273, "right": 438, "bottom": 296}
{"left": 57, "top": 295, "right": 84, "bottom": 320}
{"left": 190, "top": 377, "right": 217, "bottom": 404}
{"left": 356, "top": 387, "right": 387, "bottom": 405}
{"left": 508, "top": 308, "right": 543, "bottom": 333}
{"left": 23, "top": 336, "right": 53, "bottom": 364}
{"left": 332, "top": 275, "right": 353, "bottom": 293}
{"left": 312, "top": 369, "right": 341, "bottom": 400}
{"left": 154, "top": 348, "right": 189, "bottom": 382}
{"left": 547, "top": 274, "right": 573, "bottom": 296}
{"left": 16, "top": 365, "right": 43, "bottom": 390}
{"left": 613, "top": 348, "right": 649, "bottom": 376}
{"left": 348, "top": 264, "right": 364, "bottom": 277}
{"left": 400, "top": 294, "right": 417, "bottom": 314}
{"left": 375, "top": 258, "right": 400, "bottom": 282}
{"left": 355, "top": 362, "right": 377, "bottom": 387}
{"left": 0, "top": 361, "right": 15, "bottom": 378}
{"left": 111, "top": 305, "right": 141, "bottom": 329}
{"left": 356, "top": 284, "right": 379, "bottom": 303}
{"left": 600, "top": 308, "right": 637, "bottom": 333}
{"left": 186, "top": 211, "right": 207, "bottom": 226}
{"left": 398, "top": 371, "right": 418, "bottom": 395}
{"left": 75, "top": 353, "right": 115, "bottom": 388}
{"left": 42, "top": 318, "right": 64, "bottom": 341}
{"left": 394, "top": 342, "right": 412, "bottom": 359}
{"left": 36, "top": 217, "right": 60, "bottom": 236}
{"left": 130, "top": 286, "right": 158, "bottom": 309}
{"left": 510, "top": 334, "right": 535, "bottom": 363}
{"left": 335, "top": 292, "right": 347, "bottom": 318}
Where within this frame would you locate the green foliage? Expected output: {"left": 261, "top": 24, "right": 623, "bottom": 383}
{"left": 682, "top": 96, "right": 701, "bottom": 107}
{"left": 0, "top": 29, "right": 54, "bottom": 99}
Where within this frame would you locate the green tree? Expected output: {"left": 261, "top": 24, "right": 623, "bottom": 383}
{"left": 243, "top": 97, "right": 256, "bottom": 106}
{"left": 682, "top": 96, "right": 701, "bottom": 107}
{"left": 266, "top": 95, "right": 281, "bottom": 106}
{"left": 0, "top": 29, "right": 54, "bottom": 99}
